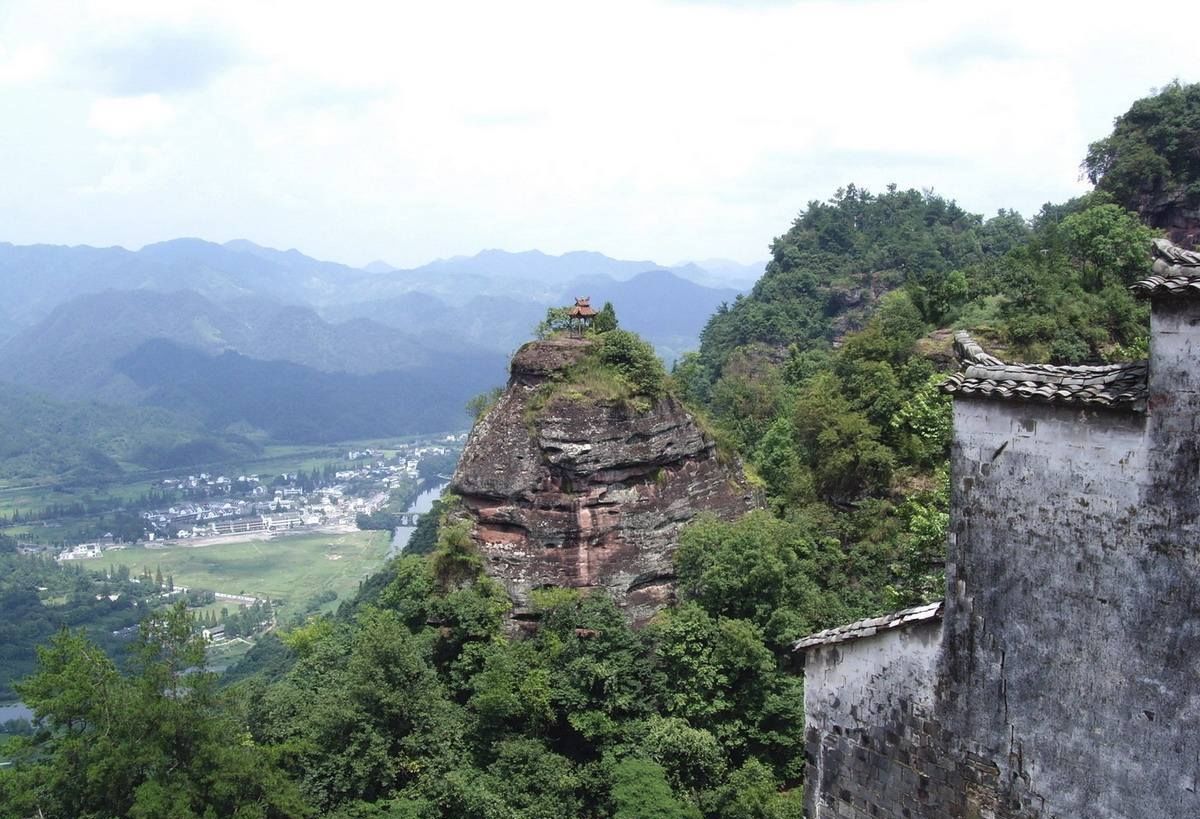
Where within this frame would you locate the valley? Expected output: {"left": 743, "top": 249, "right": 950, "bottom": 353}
{"left": 0, "top": 20, "right": 1195, "bottom": 813}
{"left": 0, "top": 241, "right": 751, "bottom": 721}
{"left": 0, "top": 430, "right": 460, "bottom": 704}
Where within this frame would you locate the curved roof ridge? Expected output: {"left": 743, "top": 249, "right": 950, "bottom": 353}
{"left": 1131, "top": 238, "right": 1200, "bottom": 298}
{"left": 953, "top": 330, "right": 1003, "bottom": 366}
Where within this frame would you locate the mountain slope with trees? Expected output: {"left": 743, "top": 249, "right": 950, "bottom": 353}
{"left": 1085, "top": 79, "right": 1200, "bottom": 246}
{"left": 1, "top": 81, "right": 1196, "bottom": 819}
{"left": 0, "top": 384, "right": 257, "bottom": 484}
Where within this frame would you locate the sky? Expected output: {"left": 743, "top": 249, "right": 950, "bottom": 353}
{"left": 0, "top": 0, "right": 1196, "bottom": 269}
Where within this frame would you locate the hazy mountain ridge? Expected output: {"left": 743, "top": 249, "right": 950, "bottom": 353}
{"left": 0, "top": 239, "right": 759, "bottom": 327}
{"left": 0, "top": 238, "right": 755, "bottom": 453}
{"left": 0, "top": 289, "right": 496, "bottom": 399}
{"left": 115, "top": 339, "right": 497, "bottom": 441}
{"left": 324, "top": 268, "right": 741, "bottom": 361}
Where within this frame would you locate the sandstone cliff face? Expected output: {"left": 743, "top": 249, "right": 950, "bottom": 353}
{"left": 450, "top": 336, "right": 757, "bottom": 624}
{"left": 1144, "top": 196, "right": 1200, "bottom": 250}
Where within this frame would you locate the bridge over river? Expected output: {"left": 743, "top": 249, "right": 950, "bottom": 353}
{"left": 389, "top": 481, "right": 447, "bottom": 557}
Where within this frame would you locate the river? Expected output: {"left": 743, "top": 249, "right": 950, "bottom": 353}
{"left": 0, "top": 703, "right": 32, "bottom": 723}
{"left": 388, "top": 481, "right": 447, "bottom": 557}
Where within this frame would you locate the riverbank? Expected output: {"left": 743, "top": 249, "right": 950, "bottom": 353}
{"left": 389, "top": 481, "right": 447, "bottom": 557}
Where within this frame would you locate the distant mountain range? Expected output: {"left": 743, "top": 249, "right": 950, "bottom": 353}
{"left": 0, "top": 238, "right": 762, "bottom": 467}
{"left": 0, "top": 239, "right": 759, "bottom": 331}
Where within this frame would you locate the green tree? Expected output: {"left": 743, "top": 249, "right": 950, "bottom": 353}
{"left": 675, "top": 512, "right": 854, "bottom": 647}
{"left": 1059, "top": 204, "right": 1155, "bottom": 289}
{"left": 592, "top": 301, "right": 619, "bottom": 334}
{"left": 485, "top": 739, "right": 583, "bottom": 819}
{"left": 465, "top": 387, "right": 505, "bottom": 423}
{"left": 2, "top": 603, "right": 309, "bottom": 819}
{"left": 891, "top": 373, "right": 954, "bottom": 467}
{"left": 637, "top": 715, "right": 725, "bottom": 795}
{"left": 430, "top": 520, "right": 485, "bottom": 591}
{"left": 791, "top": 374, "right": 895, "bottom": 501}
{"left": 700, "top": 759, "right": 804, "bottom": 819}
{"left": 535, "top": 306, "right": 573, "bottom": 339}
{"left": 597, "top": 330, "right": 668, "bottom": 398}
{"left": 611, "top": 758, "right": 701, "bottom": 819}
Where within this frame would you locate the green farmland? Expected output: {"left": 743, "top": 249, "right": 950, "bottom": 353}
{"left": 73, "top": 530, "right": 393, "bottom": 612}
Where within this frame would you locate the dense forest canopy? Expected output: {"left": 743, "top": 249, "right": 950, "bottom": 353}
{"left": 2, "top": 82, "right": 1197, "bottom": 819}
{"left": 1085, "top": 80, "right": 1200, "bottom": 215}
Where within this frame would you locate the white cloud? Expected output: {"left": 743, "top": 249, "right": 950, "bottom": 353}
{"left": 76, "top": 144, "right": 172, "bottom": 195}
{"left": 0, "top": 44, "right": 51, "bottom": 85}
{"left": 0, "top": 0, "right": 1196, "bottom": 266}
{"left": 87, "top": 94, "right": 175, "bottom": 138}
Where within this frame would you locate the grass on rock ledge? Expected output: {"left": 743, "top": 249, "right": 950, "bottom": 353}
{"left": 525, "top": 330, "right": 670, "bottom": 421}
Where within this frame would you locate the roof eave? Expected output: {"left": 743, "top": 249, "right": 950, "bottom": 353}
{"left": 793, "top": 600, "right": 944, "bottom": 652}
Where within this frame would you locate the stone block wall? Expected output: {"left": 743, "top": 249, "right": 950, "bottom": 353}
{"left": 803, "top": 620, "right": 942, "bottom": 819}
{"left": 944, "top": 399, "right": 1158, "bottom": 817}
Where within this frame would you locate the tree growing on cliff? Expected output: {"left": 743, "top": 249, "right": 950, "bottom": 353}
{"left": 466, "top": 386, "right": 505, "bottom": 422}
{"left": 597, "top": 330, "right": 668, "bottom": 399}
{"left": 1085, "top": 80, "right": 1200, "bottom": 214}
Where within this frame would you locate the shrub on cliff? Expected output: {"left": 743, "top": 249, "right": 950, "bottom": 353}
{"left": 597, "top": 330, "right": 668, "bottom": 399}
{"left": 591, "top": 301, "right": 619, "bottom": 333}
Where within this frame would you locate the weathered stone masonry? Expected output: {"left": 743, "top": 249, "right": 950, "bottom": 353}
{"left": 796, "top": 240, "right": 1200, "bottom": 819}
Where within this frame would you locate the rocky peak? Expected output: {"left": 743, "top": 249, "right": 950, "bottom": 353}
{"left": 450, "top": 336, "right": 758, "bottom": 625}
{"left": 508, "top": 335, "right": 593, "bottom": 386}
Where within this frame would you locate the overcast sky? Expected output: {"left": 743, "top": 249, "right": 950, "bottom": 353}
{"left": 0, "top": 0, "right": 1196, "bottom": 269}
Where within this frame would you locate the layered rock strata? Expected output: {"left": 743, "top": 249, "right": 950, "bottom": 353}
{"left": 450, "top": 336, "right": 757, "bottom": 624}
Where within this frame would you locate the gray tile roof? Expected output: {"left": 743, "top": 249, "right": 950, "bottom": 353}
{"left": 793, "top": 601, "right": 943, "bottom": 651}
{"left": 1131, "top": 238, "right": 1200, "bottom": 298}
{"left": 940, "top": 331, "right": 1148, "bottom": 412}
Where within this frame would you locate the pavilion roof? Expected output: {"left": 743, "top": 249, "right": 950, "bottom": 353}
{"left": 568, "top": 297, "right": 598, "bottom": 318}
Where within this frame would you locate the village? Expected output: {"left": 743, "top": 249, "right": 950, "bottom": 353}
{"left": 22, "top": 434, "right": 467, "bottom": 657}
{"left": 52, "top": 434, "right": 464, "bottom": 562}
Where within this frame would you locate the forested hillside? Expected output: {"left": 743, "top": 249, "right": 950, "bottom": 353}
{"left": 115, "top": 340, "right": 500, "bottom": 442}
{"left": 671, "top": 186, "right": 1154, "bottom": 615}
{"left": 0, "top": 536, "right": 177, "bottom": 701}
{"left": 1, "top": 83, "right": 1195, "bottom": 819}
{"left": 0, "top": 384, "right": 258, "bottom": 484}
{"left": 1085, "top": 79, "right": 1200, "bottom": 245}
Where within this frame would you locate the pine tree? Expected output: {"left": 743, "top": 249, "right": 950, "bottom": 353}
{"left": 592, "top": 301, "right": 619, "bottom": 333}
